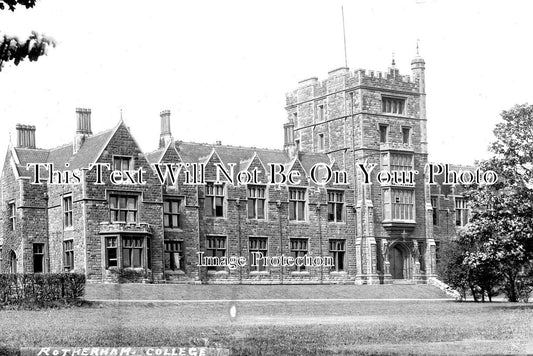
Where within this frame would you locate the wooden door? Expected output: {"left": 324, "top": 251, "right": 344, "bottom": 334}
{"left": 390, "top": 246, "right": 404, "bottom": 279}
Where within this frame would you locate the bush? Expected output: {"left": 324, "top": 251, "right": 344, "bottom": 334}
{"left": 106, "top": 267, "right": 149, "bottom": 283}
{"left": 0, "top": 272, "right": 85, "bottom": 308}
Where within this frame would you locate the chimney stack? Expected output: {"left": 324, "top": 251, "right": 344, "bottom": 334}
{"left": 74, "top": 108, "right": 92, "bottom": 153}
{"left": 159, "top": 110, "right": 172, "bottom": 149}
{"left": 15, "top": 124, "right": 36, "bottom": 149}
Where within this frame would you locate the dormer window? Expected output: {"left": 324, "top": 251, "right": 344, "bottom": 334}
{"left": 113, "top": 156, "right": 132, "bottom": 171}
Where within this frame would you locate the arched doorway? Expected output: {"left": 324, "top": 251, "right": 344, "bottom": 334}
{"left": 10, "top": 250, "right": 17, "bottom": 273}
{"left": 389, "top": 243, "right": 411, "bottom": 279}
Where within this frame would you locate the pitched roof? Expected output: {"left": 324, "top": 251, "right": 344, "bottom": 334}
{"left": 12, "top": 127, "right": 117, "bottom": 177}
{"left": 168, "top": 141, "right": 330, "bottom": 173}
{"left": 145, "top": 148, "right": 166, "bottom": 165}
{"left": 10, "top": 120, "right": 332, "bottom": 180}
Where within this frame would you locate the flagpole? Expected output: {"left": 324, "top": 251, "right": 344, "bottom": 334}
{"left": 342, "top": 5, "right": 348, "bottom": 68}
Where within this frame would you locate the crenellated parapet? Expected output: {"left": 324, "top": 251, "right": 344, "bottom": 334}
{"left": 286, "top": 65, "right": 420, "bottom": 107}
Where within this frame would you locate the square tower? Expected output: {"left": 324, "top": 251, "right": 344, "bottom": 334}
{"left": 284, "top": 55, "right": 435, "bottom": 284}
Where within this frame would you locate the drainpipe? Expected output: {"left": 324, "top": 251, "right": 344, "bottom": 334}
{"left": 236, "top": 198, "right": 242, "bottom": 284}
{"left": 317, "top": 193, "right": 323, "bottom": 284}
{"left": 277, "top": 201, "right": 283, "bottom": 284}
{"left": 44, "top": 191, "right": 50, "bottom": 273}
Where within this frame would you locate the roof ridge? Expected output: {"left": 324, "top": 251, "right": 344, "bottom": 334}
{"left": 177, "top": 140, "right": 285, "bottom": 153}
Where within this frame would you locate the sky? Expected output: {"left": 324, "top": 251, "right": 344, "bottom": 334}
{"left": 1, "top": 0, "right": 532, "bottom": 167}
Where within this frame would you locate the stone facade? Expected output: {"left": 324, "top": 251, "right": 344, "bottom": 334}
{"left": 0, "top": 54, "right": 468, "bottom": 284}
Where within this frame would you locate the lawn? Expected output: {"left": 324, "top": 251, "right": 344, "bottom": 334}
{"left": 0, "top": 300, "right": 531, "bottom": 355}
{"left": 84, "top": 283, "right": 451, "bottom": 300}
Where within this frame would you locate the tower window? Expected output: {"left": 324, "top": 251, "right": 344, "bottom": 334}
{"left": 402, "top": 127, "right": 411, "bottom": 144}
{"left": 379, "top": 124, "right": 389, "bottom": 143}
{"left": 293, "top": 112, "right": 298, "bottom": 127}
{"left": 318, "top": 134, "right": 325, "bottom": 151}
{"left": 8, "top": 202, "right": 15, "bottom": 231}
{"left": 318, "top": 104, "right": 325, "bottom": 121}
{"left": 383, "top": 188, "right": 415, "bottom": 221}
{"left": 390, "top": 153, "right": 414, "bottom": 172}
{"left": 431, "top": 197, "right": 438, "bottom": 226}
{"left": 382, "top": 96, "right": 405, "bottom": 114}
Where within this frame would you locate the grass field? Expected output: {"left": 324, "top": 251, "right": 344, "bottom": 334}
{"left": 84, "top": 283, "right": 451, "bottom": 300}
{"left": 1, "top": 300, "right": 532, "bottom": 355}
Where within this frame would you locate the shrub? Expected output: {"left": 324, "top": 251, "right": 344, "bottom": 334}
{"left": 0, "top": 272, "right": 85, "bottom": 308}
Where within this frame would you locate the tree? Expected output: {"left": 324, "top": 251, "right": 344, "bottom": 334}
{"left": 460, "top": 104, "right": 533, "bottom": 302}
{"left": 0, "top": 0, "right": 55, "bottom": 72}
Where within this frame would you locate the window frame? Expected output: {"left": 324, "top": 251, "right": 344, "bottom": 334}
{"left": 317, "top": 104, "right": 325, "bottom": 122}
{"left": 318, "top": 133, "right": 325, "bottom": 151}
{"left": 205, "top": 182, "right": 225, "bottom": 218}
{"left": 105, "top": 236, "right": 118, "bottom": 268}
{"left": 327, "top": 190, "right": 344, "bottom": 223}
{"left": 431, "top": 196, "right": 439, "bottom": 226}
{"left": 63, "top": 195, "right": 73, "bottom": 229}
{"left": 249, "top": 237, "right": 268, "bottom": 272}
{"left": 389, "top": 153, "right": 414, "bottom": 172}
{"left": 112, "top": 155, "right": 133, "bottom": 171}
{"left": 247, "top": 185, "right": 266, "bottom": 220}
{"left": 382, "top": 188, "right": 415, "bottom": 222}
{"left": 164, "top": 240, "right": 185, "bottom": 271}
{"left": 109, "top": 193, "right": 138, "bottom": 223}
{"left": 8, "top": 201, "right": 15, "bottom": 231}
{"left": 455, "top": 197, "right": 469, "bottom": 226}
{"left": 63, "top": 240, "right": 74, "bottom": 271}
{"left": 290, "top": 238, "right": 308, "bottom": 272}
{"left": 402, "top": 126, "right": 411, "bottom": 144}
{"left": 33, "top": 243, "right": 45, "bottom": 273}
{"left": 163, "top": 197, "right": 183, "bottom": 229}
{"left": 379, "top": 124, "right": 389, "bottom": 143}
{"left": 205, "top": 235, "right": 226, "bottom": 271}
{"left": 329, "top": 239, "right": 346, "bottom": 272}
{"left": 122, "top": 236, "right": 144, "bottom": 269}
{"left": 381, "top": 96, "right": 406, "bottom": 115}
{"left": 288, "top": 188, "right": 306, "bottom": 221}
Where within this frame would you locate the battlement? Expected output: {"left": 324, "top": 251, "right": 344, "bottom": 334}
{"left": 288, "top": 65, "right": 419, "bottom": 106}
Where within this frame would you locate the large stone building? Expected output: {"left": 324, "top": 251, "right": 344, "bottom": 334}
{"left": 0, "top": 53, "right": 469, "bottom": 283}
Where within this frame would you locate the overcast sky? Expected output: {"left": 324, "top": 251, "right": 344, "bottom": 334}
{"left": 1, "top": 0, "right": 532, "bottom": 167}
